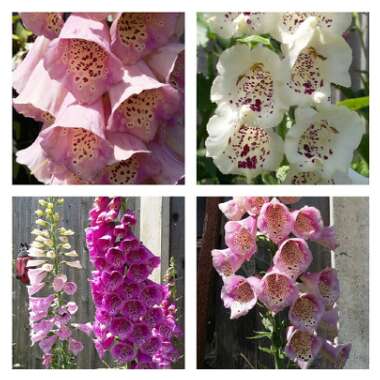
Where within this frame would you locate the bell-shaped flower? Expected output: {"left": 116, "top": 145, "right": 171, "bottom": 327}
{"left": 224, "top": 216, "right": 257, "bottom": 260}
{"left": 256, "top": 270, "right": 299, "bottom": 313}
{"left": 146, "top": 43, "right": 184, "bottom": 92}
{"left": 20, "top": 13, "right": 64, "bottom": 40}
{"left": 110, "top": 13, "right": 179, "bottom": 65}
{"left": 211, "top": 248, "right": 245, "bottom": 278}
{"left": 39, "top": 335, "right": 58, "bottom": 354}
{"left": 289, "top": 293, "right": 325, "bottom": 332}
{"left": 107, "top": 62, "right": 181, "bottom": 144}
{"left": 285, "top": 326, "right": 323, "bottom": 368}
{"left": 269, "top": 12, "right": 352, "bottom": 44}
{"left": 314, "top": 226, "right": 338, "bottom": 250}
{"left": 38, "top": 93, "right": 113, "bottom": 182}
{"left": 220, "top": 275, "right": 259, "bottom": 319}
{"left": 68, "top": 338, "right": 84, "bottom": 356}
{"left": 218, "top": 199, "right": 246, "bottom": 221}
{"left": 273, "top": 238, "right": 313, "bottom": 279}
{"left": 292, "top": 206, "right": 323, "bottom": 240}
{"left": 317, "top": 306, "right": 339, "bottom": 339}
{"left": 257, "top": 198, "right": 293, "bottom": 244}
{"left": 320, "top": 341, "right": 351, "bottom": 368}
{"left": 301, "top": 267, "right": 340, "bottom": 309}
{"left": 205, "top": 106, "right": 284, "bottom": 179}
{"left": 236, "top": 197, "right": 269, "bottom": 217}
{"left": 13, "top": 60, "right": 67, "bottom": 127}
{"left": 203, "top": 13, "right": 239, "bottom": 39}
{"left": 211, "top": 44, "right": 290, "bottom": 128}
{"left": 13, "top": 36, "right": 50, "bottom": 94}
{"left": 285, "top": 105, "right": 365, "bottom": 179}
{"left": 43, "top": 14, "right": 123, "bottom": 105}
{"left": 111, "top": 341, "right": 136, "bottom": 364}
{"left": 233, "top": 12, "right": 273, "bottom": 36}
{"left": 282, "top": 17, "right": 352, "bottom": 105}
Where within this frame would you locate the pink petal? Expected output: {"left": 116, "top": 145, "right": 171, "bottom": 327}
{"left": 211, "top": 248, "right": 245, "bottom": 277}
{"left": 218, "top": 199, "right": 245, "bottom": 221}
{"left": 20, "top": 13, "right": 64, "bottom": 39}
{"left": 53, "top": 274, "right": 67, "bottom": 292}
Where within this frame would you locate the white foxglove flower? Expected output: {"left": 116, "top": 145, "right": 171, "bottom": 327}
{"left": 233, "top": 12, "right": 272, "bottom": 36}
{"left": 284, "top": 105, "right": 365, "bottom": 179}
{"left": 211, "top": 44, "right": 290, "bottom": 128}
{"left": 282, "top": 17, "right": 352, "bottom": 106}
{"left": 205, "top": 105, "right": 284, "bottom": 179}
{"left": 203, "top": 13, "right": 239, "bottom": 39}
{"left": 268, "top": 12, "right": 352, "bottom": 44}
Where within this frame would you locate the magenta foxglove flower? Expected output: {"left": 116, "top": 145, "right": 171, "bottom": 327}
{"left": 292, "top": 206, "right": 324, "bottom": 240}
{"left": 13, "top": 36, "right": 50, "bottom": 94}
{"left": 272, "top": 238, "right": 312, "bottom": 280}
{"left": 285, "top": 326, "right": 323, "bottom": 368}
{"left": 111, "top": 341, "right": 137, "bottom": 364}
{"left": 224, "top": 216, "right": 256, "bottom": 260}
{"left": 320, "top": 341, "right": 351, "bottom": 369}
{"left": 289, "top": 293, "right": 325, "bottom": 332}
{"left": 107, "top": 62, "right": 181, "bottom": 143}
{"left": 211, "top": 248, "right": 245, "bottom": 278}
{"left": 256, "top": 270, "right": 299, "bottom": 314}
{"left": 146, "top": 43, "right": 185, "bottom": 92}
{"left": 221, "top": 275, "right": 259, "bottom": 319}
{"left": 39, "top": 335, "right": 58, "bottom": 355}
{"left": 301, "top": 268, "right": 340, "bottom": 309}
{"left": 43, "top": 14, "right": 123, "bottom": 105}
{"left": 110, "top": 13, "right": 179, "bottom": 65}
{"left": 257, "top": 198, "right": 293, "bottom": 245}
{"left": 218, "top": 199, "right": 245, "bottom": 221}
{"left": 20, "top": 13, "right": 64, "bottom": 39}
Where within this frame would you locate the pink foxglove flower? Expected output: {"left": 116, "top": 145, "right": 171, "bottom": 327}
{"left": 288, "top": 293, "right": 325, "bottom": 332}
{"left": 211, "top": 248, "right": 245, "bottom": 278}
{"left": 301, "top": 268, "right": 340, "bottom": 309}
{"left": 20, "top": 13, "right": 64, "bottom": 39}
{"left": 110, "top": 13, "right": 179, "bottom": 65}
{"left": 285, "top": 326, "right": 323, "bottom": 368}
{"left": 319, "top": 341, "right": 351, "bottom": 369}
{"left": 218, "top": 199, "right": 245, "bottom": 221}
{"left": 43, "top": 14, "right": 123, "bottom": 105}
{"left": 317, "top": 307, "right": 339, "bottom": 339}
{"left": 224, "top": 216, "right": 257, "bottom": 260}
{"left": 257, "top": 198, "right": 293, "bottom": 244}
{"left": 273, "top": 238, "right": 312, "bottom": 279}
{"left": 256, "top": 270, "right": 299, "bottom": 313}
{"left": 278, "top": 197, "right": 301, "bottom": 205}
{"left": 292, "top": 206, "right": 323, "bottom": 240}
{"left": 221, "top": 275, "right": 259, "bottom": 319}
{"left": 238, "top": 196, "right": 269, "bottom": 217}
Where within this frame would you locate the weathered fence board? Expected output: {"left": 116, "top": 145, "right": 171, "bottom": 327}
{"left": 12, "top": 197, "right": 184, "bottom": 369}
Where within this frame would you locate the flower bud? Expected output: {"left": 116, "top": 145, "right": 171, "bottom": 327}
{"left": 38, "top": 199, "right": 48, "bottom": 207}
{"left": 35, "top": 209, "right": 44, "bottom": 217}
{"left": 36, "top": 219, "right": 48, "bottom": 227}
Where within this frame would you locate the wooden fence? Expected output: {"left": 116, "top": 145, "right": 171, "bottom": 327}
{"left": 12, "top": 197, "right": 184, "bottom": 369}
{"left": 197, "top": 197, "right": 369, "bottom": 369}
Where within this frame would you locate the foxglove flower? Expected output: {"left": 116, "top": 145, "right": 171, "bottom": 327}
{"left": 273, "top": 238, "right": 312, "bottom": 279}
{"left": 238, "top": 197, "right": 270, "bottom": 217}
{"left": 319, "top": 341, "right": 351, "bottom": 368}
{"left": 256, "top": 270, "right": 299, "bottom": 313}
{"left": 233, "top": 12, "right": 272, "bottom": 36}
{"left": 301, "top": 268, "right": 340, "bottom": 309}
{"left": 203, "top": 13, "right": 239, "bottom": 39}
{"left": 285, "top": 326, "right": 323, "bottom": 368}
{"left": 205, "top": 106, "right": 284, "bottom": 178}
{"left": 221, "top": 275, "right": 259, "bottom": 319}
{"left": 211, "top": 248, "right": 245, "bottom": 278}
{"left": 317, "top": 307, "right": 339, "bottom": 339}
{"left": 257, "top": 198, "right": 293, "bottom": 244}
{"left": 284, "top": 105, "right": 365, "bottom": 179}
{"left": 43, "top": 14, "right": 123, "bottom": 104}
{"left": 292, "top": 206, "right": 323, "bottom": 240}
{"left": 282, "top": 17, "right": 352, "bottom": 105}
{"left": 288, "top": 293, "right": 325, "bottom": 332}
{"left": 211, "top": 44, "right": 290, "bottom": 128}
{"left": 20, "top": 13, "right": 64, "bottom": 40}
{"left": 218, "top": 199, "right": 246, "bottom": 221}
{"left": 224, "top": 216, "right": 257, "bottom": 260}
{"left": 110, "top": 13, "right": 179, "bottom": 65}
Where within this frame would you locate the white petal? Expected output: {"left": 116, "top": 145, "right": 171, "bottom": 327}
{"left": 203, "top": 13, "right": 239, "bottom": 39}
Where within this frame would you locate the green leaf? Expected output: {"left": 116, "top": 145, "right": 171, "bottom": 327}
{"left": 247, "top": 331, "right": 272, "bottom": 340}
{"left": 337, "top": 96, "right": 369, "bottom": 111}
{"left": 259, "top": 346, "right": 275, "bottom": 354}
{"left": 236, "top": 34, "right": 271, "bottom": 47}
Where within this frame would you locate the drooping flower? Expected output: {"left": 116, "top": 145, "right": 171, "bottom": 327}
{"left": 288, "top": 293, "right": 325, "bottom": 332}
{"left": 301, "top": 268, "right": 340, "bottom": 309}
{"left": 221, "top": 275, "right": 259, "bottom": 319}
{"left": 211, "top": 248, "right": 245, "bottom": 278}
{"left": 203, "top": 13, "right": 239, "bottom": 39}
{"left": 272, "top": 238, "right": 313, "bottom": 279}
{"left": 282, "top": 17, "right": 352, "bottom": 105}
{"left": 317, "top": 307, "right": 339, "bottom": 339}
{"left": 319, "top": 341, "right": 351, "bottom": 369}
{"left": 257, "top": 198, "right": 293, "bottom": 244}
{"left": 20, "top": 13, "right": 64, "bottom": 40}
{"left": 110, "top": 13, "right": 179, "bottom": 65}
{"left": 284, "top": 326, "right": 323, "bottom": 368}
{"left": 238, "top": 196, "right": 270, "bottom": 217}
{"left": 292, "top": 206, "right": 323, "bottom": 240}
{"left": 284, "top": 105, "right": 365, "bottom": 179}
{"left": 256, "top": 270, "right": 299, "bottom": 313}
{"left": 224, "top": 216, "right": 257, "bottom": 260}
{"left": 218, "top": 199, "right": 246, "bottom": 221}
{"left": 205, "top": 106, "right": 284, "bottom": 179}
{"left": 43, "top": 14, "right": 124, "bottom": 104}
{"left": 211, "top": 44, "right": 290, "bottom": 128}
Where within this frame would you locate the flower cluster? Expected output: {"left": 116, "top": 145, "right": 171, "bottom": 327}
{"left": 26, "top": 198, "right": 84, "bottom": 368}
{"left": 212, "top": 197, "right": 351, "bottom": 368}
{"left": 13, "top": 12, "right": 184, "bottom": 184}
{"left": 85, "top": 197, "right": 181, "bottom": 368}
{"left": 203, "top": 13, "right": 367, "bottom": 184}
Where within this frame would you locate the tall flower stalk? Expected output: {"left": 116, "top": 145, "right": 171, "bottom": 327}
{"left": 26, "top": 198, "right": 83, "bottom": 368}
